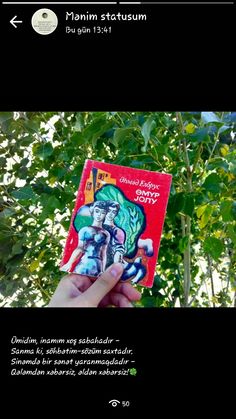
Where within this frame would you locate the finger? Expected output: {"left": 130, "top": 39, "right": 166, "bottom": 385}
{"left": 99, "top": 283, "right": 141, "bottom": 306}
{"left": 110, "top": 292, "right": 133, "bottom": 308}
{"left": 67, "top": 274, "right": 92, "bottom": 293}
{"left": 98, "top": 294, "right": 112, "bottom": 307}
{"left": 113, "top": 282, "right": 141, "bottom": 301}
{"left": 99, "top": 292, "right": 133, "bottom": 308}
{"left": 60, "top": 274, "right": 92, "bottom": 297}
{"left": 79, "top": 263, "right": 124, "bottom": 307}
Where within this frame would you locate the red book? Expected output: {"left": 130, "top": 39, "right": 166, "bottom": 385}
{"left": 60, "top": 160, "right": 172, "bottom": 288}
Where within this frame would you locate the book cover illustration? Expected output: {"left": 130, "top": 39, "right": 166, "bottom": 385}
{"left": 60, "top": 160, "right": 172, "bottom": 287}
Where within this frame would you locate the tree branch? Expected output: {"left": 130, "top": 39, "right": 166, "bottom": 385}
{"left": 207, "top": 255, "right": 216, "bottom": 307}
{"left": 176, "top": 112, "right": 192, "bottom": 307}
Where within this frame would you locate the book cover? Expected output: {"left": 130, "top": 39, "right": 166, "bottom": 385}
{"left": 60, "top": 160, "right": 172, "bottom": 288}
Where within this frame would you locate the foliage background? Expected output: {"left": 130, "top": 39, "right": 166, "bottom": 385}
{"left": 0, "top": 111, "right": 236, "bottom": 307}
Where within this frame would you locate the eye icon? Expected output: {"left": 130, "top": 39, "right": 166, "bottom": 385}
{"left": 109, "top": 399, "right": 120, "bottom": 407}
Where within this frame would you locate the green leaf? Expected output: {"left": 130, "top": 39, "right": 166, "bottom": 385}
{"left": 202, "top": 173, "right": 222, "bottom": 194}
{"left": 179, "top": 236, "right": 189, "bottom": 252}
{"left": 227, "top": 225, "right": 236, "bottom": 245}
{"left": 207, "top": 157, "right": 229, "bottom": 171}
{"left": 11, "top": 242, "right": 24, "bottom": 256}
{"left": 185, "top": 123, "right": 195, "bottom": 134}
{"left": 113, "top": 127, "right": 134, "bottom": 147}
{"left": 45, "top": 196, "right": 61, "bottom": 212}
{"left": 58, "top": 151, "right": 69, "bottom": 161}
{"left": 28, "top": 250, "right": 46, "bottom": 273}
{"left": 232, "top": 202, "right": 236, "bottom": 220}
{"left": 199, "top": 206, "right": 213, "bottom": 229}
{"left": 225, "top": 151, "right": 236, "bottom": 164}
{"left": 70, "top": 132, "right": 84, "bottom": 146}
{"left": 153, "top": 275, "right": 166, "bottom": 291}
{"left": 38, "top": 250, "right": 46, "bottom": 262}
{"left": 0, "top": 112, "right": 13, "bottom": 123}
{"left": 0, "top": 156, "right": 6, "bottom": 167}
{"left": 155, "top": 144, "right": 168, "bottom": 157}
{"left": 34, "top": 142, "right": 54, "bottom": 160}
{"left": 218, "top": 125, "right": 231, "bottom": 135}
{"left": 23, "top": 119, "right": 40, "bottom": 133}
{"left": 196, "top": 204, "right": 208, "bottom": 219}
{"left": 18, "top": 166, "right": 28, "bottom": 180}
{"left": 167, "top": 193, "right": 185, "bottom": 217}
{"left": 74, "top": 113, "right": 84, "bottom": 132}
{"left": 223, "top": 112, "right": 236, "bottom": 124}
{"left": 201, "top": 112, "right": 221, "bottom": 124}
{"left": 182, "top": 194, "right": 195, "bottom": 217}
{"left": 228, "top": 161, "right": 236, "bottom": 175}
{"left": 189, "top": 128, "right": 210, "bottom": 143}
{"left": 29, "top": 259, "right": 40, "bottom": 273}
{"left": 141, "top": 296, "right": 156, "bottom": 307}
{"left": 220, "top": 200, "right": 234, "bottom": 222}
{"left": 20, "top": 136, "right": 34, "bottom": 146}
{"left": 203, "top": 237, "right": 224, "bottom": 261}
{"left": 0, "top": 208, "right": 15, "bottom": 219}
{"left": 12, "top": 185, "right": 36, "bottom": 200}
{"left": 83, "top": 117, "right": 113, "bottom": 147}
{"left": 21, "top": 158, "right": 29, "bottom": 166}
{"left": 141, "top": 117, "right": 156, "bottom": 152}
{"left": 49, "top": 167, "right": 67, "bottom": 181}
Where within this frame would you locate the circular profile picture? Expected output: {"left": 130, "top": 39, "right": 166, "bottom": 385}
{"left": 31, "top": 8, "right": 58, "bottom": 35}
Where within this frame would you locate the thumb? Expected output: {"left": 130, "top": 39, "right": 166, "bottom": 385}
{"left": 80, "top": 263, "right": 124, "bottom": 307}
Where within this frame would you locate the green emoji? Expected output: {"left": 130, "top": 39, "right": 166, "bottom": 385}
{"left": 129, "top": 368, "right": 137, "bottom": 376}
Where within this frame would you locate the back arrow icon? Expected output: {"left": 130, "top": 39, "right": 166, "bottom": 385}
{"left": 10, "top": 16, "right": 23, "bottom": 29}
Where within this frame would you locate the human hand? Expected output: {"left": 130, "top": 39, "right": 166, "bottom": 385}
{"left": 48, "top": 263, "right": 141, "bottom": 308}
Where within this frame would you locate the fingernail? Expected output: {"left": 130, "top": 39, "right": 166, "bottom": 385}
{"left": 109, "top": 263, "right": 124, "bottom": 278}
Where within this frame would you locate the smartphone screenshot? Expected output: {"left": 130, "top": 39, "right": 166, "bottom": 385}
{"left": 0, "top": 0, "right": 235, "bottom": 415}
